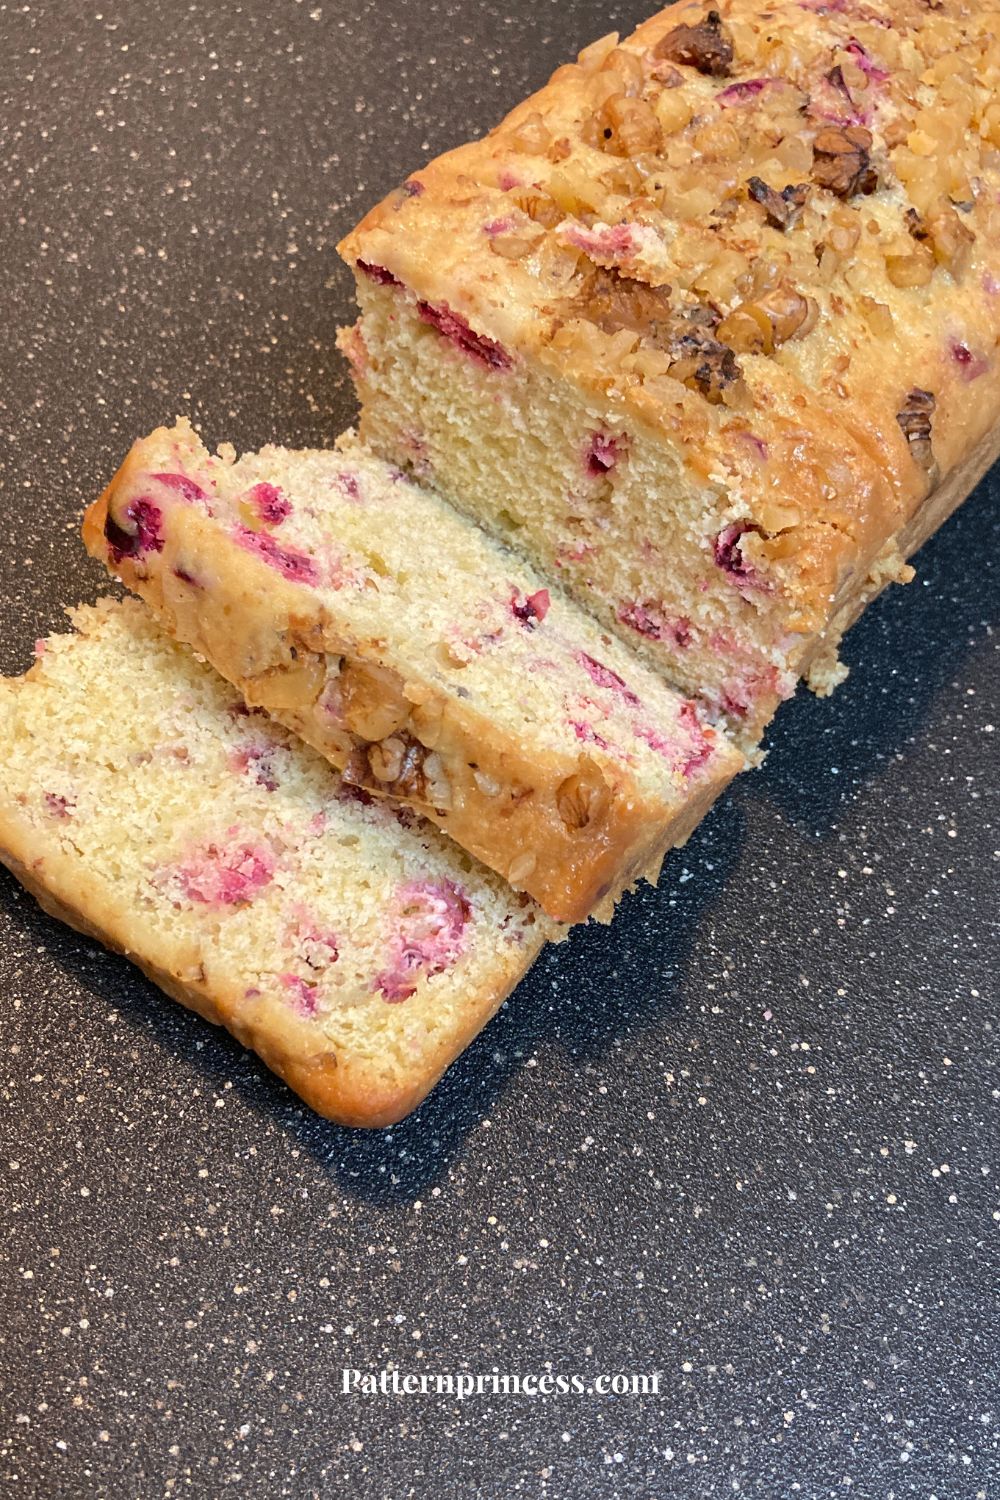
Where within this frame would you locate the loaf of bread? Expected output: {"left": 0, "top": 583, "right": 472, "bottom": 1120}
{"left": 339, "top": 0, "right": 1000, "bottom": 740}
{"left": 0, "top": 599, "right": 555, "bottom": 1126}
{"left": 82, "top": 420, "right": 743, "bottom": 923}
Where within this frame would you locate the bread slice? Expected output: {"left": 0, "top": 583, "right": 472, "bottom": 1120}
{"left": 338, "top": 0, "right": 1000, "bottom": 740}
{"left": 82, "top": 420, "right": 743, "bottom": 923}
{"left": 0, "top": 599, "right": 555, "bottom": 1127}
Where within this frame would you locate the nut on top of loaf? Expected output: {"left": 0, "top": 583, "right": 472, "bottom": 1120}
{"left": 341, "top": 0, "right": 1000, "bottom": 628}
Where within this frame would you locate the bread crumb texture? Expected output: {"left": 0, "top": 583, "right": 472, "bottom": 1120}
{"left": 0, "top": 600, "right": 554, "bottom": 1124}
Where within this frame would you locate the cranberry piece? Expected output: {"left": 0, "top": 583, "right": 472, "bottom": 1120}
{"left": 150, "top": 472, "right": 207, "bottom": 503}
{"left": 586, "top": 432, "right": 623, "bottom": 477}
{"left": 374, "top": 879, "right": 471, "bottom": 1003}
{"left": 576, "top": 652, "right": 640, "bottom": 706}
{"left": 950, "top": 341, "right": 989, "bottom": 381}
{"left": 678, "top": 701, "right": 715, "bottom": 777}
{"left": 416, "top": 300, "right": 513, "bottom": 371}
{"left": 234, "top": 526, "right": 318, "bottom": 584}
{"left": 104, "top": 498, "right": 164, "bottom": 563}
{"left": 713, "top": 522, "right": 764, "bottom": 587}
{"left": 511, "top": 588, "right": 550, "bottom": 626}
{"left": 357, "top": 260, "right": 402, "bottom": 287}
{"left": 617, "top": 600, "right": 664, "bottom": 640}
{"left": 281, "top": 974, "right": 319, "bottom": 1017}
{"left": 247, "top": 482, "right": 291, "bottom": 525}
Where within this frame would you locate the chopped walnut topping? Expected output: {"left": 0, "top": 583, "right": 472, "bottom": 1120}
{"left": 905, "top": 201, "right": 974, "bottom": 277}
{"left": 596, "top": 93, "right": 663, "bottom": 158}
{"left": 717, "top": 284, "right": 819, "bottom": 356}
{"left": 885, "top": 243, "right": 934, "bottom": 288}
{"left": 667, "top": 309, "right": 741, "bottom": 402}
{"left": 509, "top": 187, "right": 562, "bottom": 230}
{"left": 747, "top": 177, "right": 810, "bottom": 231}
{"left": 506, "top": 111, "right": 552, "bottom": 155}
{"left": 653, "top": 9, "right": 734, "bottom": 78}
{"left": 575, "top": 268, "right": 740, "bottom": 401}
{"left": 811, "top": 127, "right": 878, "bottom": 199}
{"left": 926, "top": 204, "right": 975, "bottom": 277}
{"left": 896, "top": 388, "right": 937, "bottom": 475}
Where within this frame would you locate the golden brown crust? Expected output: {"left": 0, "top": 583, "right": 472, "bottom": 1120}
{"left": 84, "top": 431, "right": 743, "bottom": 923}
{"left": 340, "top": 0, "right": 1000, "bottom": 644}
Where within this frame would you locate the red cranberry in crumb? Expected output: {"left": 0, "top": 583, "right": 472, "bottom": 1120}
{"left": 151, "top": 472, "right": 207, "bottom": 503}
{"left": 586, "top": 432, "right": 624, "bottom": 477}
{"left": 511, "top": 588, "right": 550, "bottom": 626}
{"left": 177, "top": 840, "right": 275, "bottom": 906}
{"left": 678, "top": 701, "right": 715, "bottom": 777}
{"left": 570, "top": 720, "right": 611, "bottom": 752}
{"left": 44, "top": 792, "right": 73, "bottom": 819}
{"left": 357, "top": 260, "right": 402, "bottom": 287}
{"left": 232, "top": 744, "right": 279, "bottom": 792}
{"left": 416, "top": 300, "right": 513, "bottom": 370}
{"left": 247, "top": 482, "right": 292, "bottom": 525}
{"left": 104, "top": 498, "right": 164, "bottom": 563}
{"left": 576, "top": 652, "right": 640, "bottom": 706}
{"left": 713, "top": 523, "right": 764, "bottom": 588}
{"left": 234, "top": 526, "right": 319, "bottom": 584}
{"left": 404, "top": 178, "right": 424, "bottom": 197}
{"left": 375, "top": 879, "right": 471, "bottom": 1002}
{"left": 617, "top": 599, "right": 665, "bottom": 640}
{"left": 281, "top": 974, "right": 319, "bottom": 1017}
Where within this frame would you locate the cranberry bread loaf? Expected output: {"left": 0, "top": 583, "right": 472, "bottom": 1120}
{"left": 339, "top": 0, "right": 1000, "bottom": 738}
{"left": 0, "top": 599, "right": 554, "bottom": 1127}
{"left": 83, "top": 420, "right": 743, "bottom": 924}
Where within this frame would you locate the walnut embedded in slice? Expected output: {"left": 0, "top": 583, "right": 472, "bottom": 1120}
{"left": 896, "top": 388, "right": 937, "bottom": 475}
{"left": 747, "top": 176, "right": 810, "bottom": 231}
{"left": 555, "top": 761, "right": 610, "bottom": 830}
{"left": 652, "top": 9, "right": 734, "bottom": 78}
{"left": 811, "top": 126, "right": 878, "bottom": 199}
{"left": 345, "top": 731, "right": 452, "bottom": 811}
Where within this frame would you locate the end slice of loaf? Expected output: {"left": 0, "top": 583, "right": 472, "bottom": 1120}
{"left": 0, "top": 599, "right": 555, "bottom": 1127}
{"left": 82, "top": 419, "right": 744, "bottom": 923}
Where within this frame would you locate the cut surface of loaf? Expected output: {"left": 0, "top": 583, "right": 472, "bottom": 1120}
{"left": 82, "top": 420, "right": 744, "bottom": 923}
{"left": 338, "top": 0, "right": 1000, "bottom": 738}
{"left": 0, "top": 599, "right": 555, "bottom": 1127}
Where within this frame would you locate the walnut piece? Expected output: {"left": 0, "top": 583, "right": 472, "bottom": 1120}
{"left": 596, "top": 93, "right": 663, "bottom": 158}
{"left": 345, "top": 731, "right": 452, "bottom": 810}
{"left": 576, "top": 269, "right": 741, "bottom": 403}
{"left": 338, "top": 659, "right": 410, "bottom": 741}
{"left": 717, "top": 284, "right": 819, "bottom": 356}
{"left": 811, "top": 127, "right": 878, "bottom": 199}
{"left": 747, "top": 176, "right": 810, "bottom": 231}
{"left": 653, "top": 9, "right": 734, "bottom": 78}
{"left": 555, "top": 762, "right": 610, "bottom": 830}
{"left": 896, "top": 388, "right": 937, "bottom": 475}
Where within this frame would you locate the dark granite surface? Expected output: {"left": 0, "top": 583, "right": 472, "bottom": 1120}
{"left": 0, "top": 2, "right": 997, "bottom": 1495}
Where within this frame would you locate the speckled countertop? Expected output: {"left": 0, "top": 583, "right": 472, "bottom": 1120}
{"left": 0, "top": 2, "right": 997, "bottom": 1495}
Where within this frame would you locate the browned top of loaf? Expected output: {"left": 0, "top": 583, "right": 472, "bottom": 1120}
{"left": 341, "top": 0, "right": 1000, "bottom": 631}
